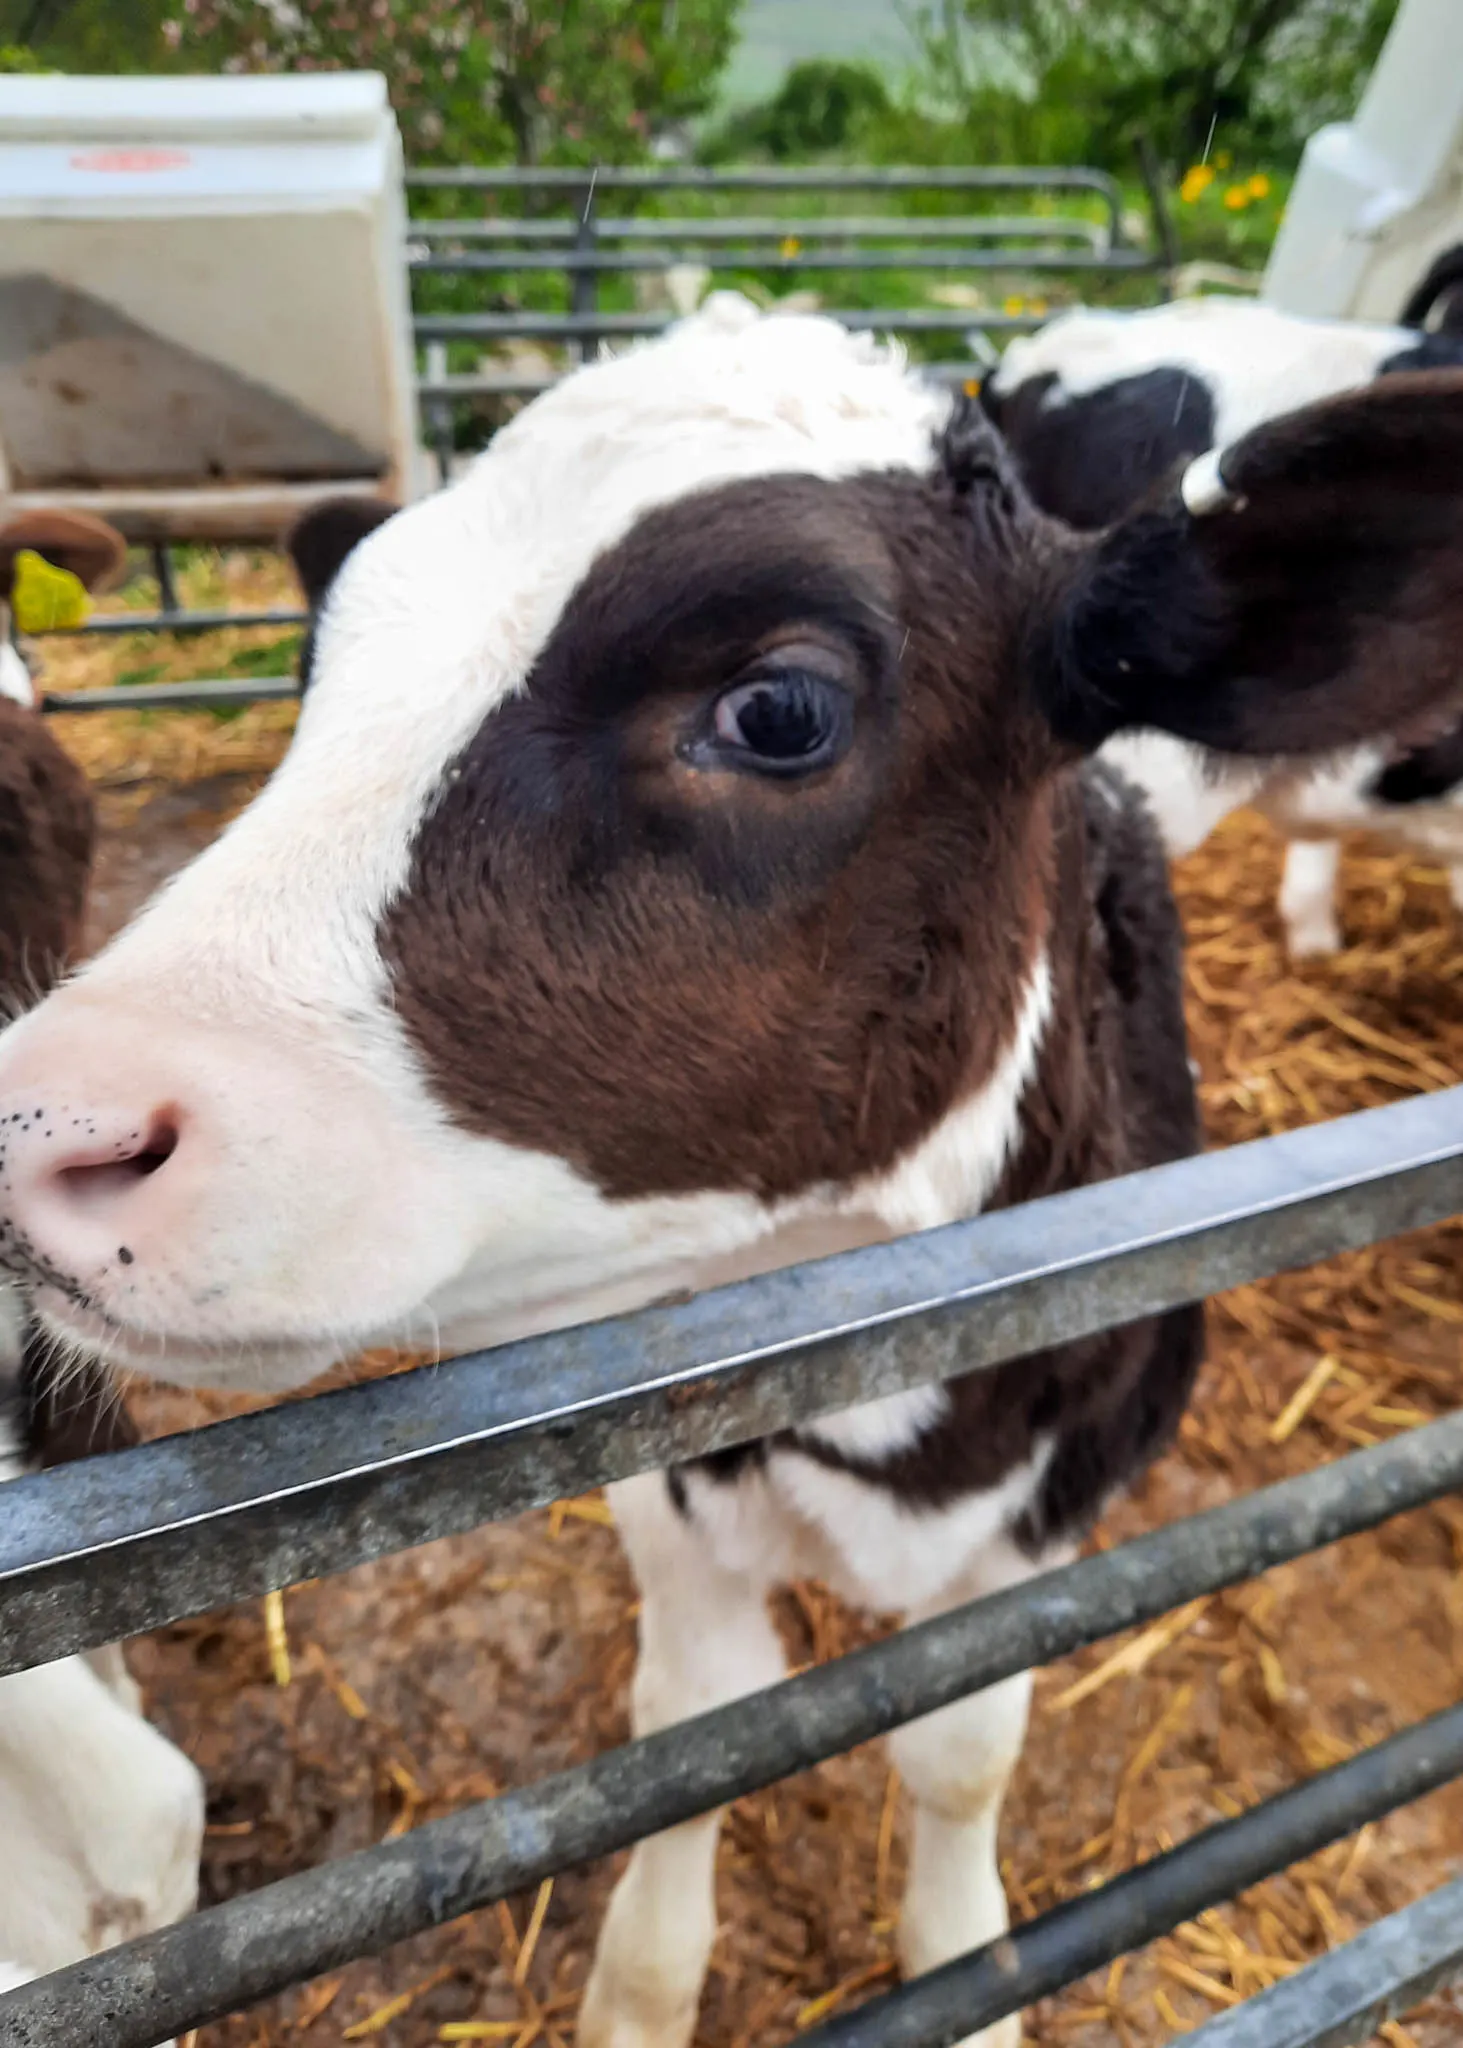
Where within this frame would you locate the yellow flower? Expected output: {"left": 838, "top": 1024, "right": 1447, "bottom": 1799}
{"left": 1247, "top": 173, "right": 1272, "bottom": 199}
{"left": 1214, "top": 149, "right": 1232, "bottom": 170}
{"left": 1179, "top": 164, "right": 1215, "bottom": 204}
{"left": 1223, "top": 184, "right": 1250, "bottom": 211}
{"left": 778, "top": 235, "right": 801, "bottom": 259}
{"left": 1003, "top": 294, "right": 1026, "bottom": 316}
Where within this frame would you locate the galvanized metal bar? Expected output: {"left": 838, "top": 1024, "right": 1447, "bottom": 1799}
{"left": 408, "top": 246, "right": 1150, "bottom": 275}
{"left": 33, "top": 607, "right": 306, "bottom": 637}
{"left": 42, "top": 676, "right": 298, "bottom": 714}
{"left": 1182, "top": 1876, "right": 1463, "bottom": 2048}
{"left": 413, "top": 305, "right": 1101, "bottom": 341}
{"left": 408, "top": 213, "right": 1110, "bottom": 243}
{"left": 4, "top": 1557, "right": 1463, "bottom": 2047}
{"left": 0, "top": 1088, "right": 1460, "bottom": 1672}
{"left": 405, "top": 166, "right": 1124, "bottom": 195}
{"left": 798, "top": 1705, "right": 1463, "bottom": 2048}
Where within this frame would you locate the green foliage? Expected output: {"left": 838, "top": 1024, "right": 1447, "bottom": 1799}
{"left": 706, "top": 58, "right": 892, "bottom": 160}
{"left": 0, "top": 0, "right": 175, "bottom": 69}
{"left": 0, "top": 0, "right": 742, "bottom": 167}
{"left": 162, "top": 0, "right": 741, "bottom": 166}
{"left": 911, "top": 0, "right": 1401, "bottom": 170}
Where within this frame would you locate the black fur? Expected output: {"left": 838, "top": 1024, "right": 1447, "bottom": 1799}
{"left": 1369, "top": 709, "right": 1463, "bottom": 805}
{"left": 286, "top": 497, "right": 398, "bottom": 694}
{"left": 1380, "top": 336, "right": 1463, "bottom": 378}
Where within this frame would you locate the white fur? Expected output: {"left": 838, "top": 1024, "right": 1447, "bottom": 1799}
{"left": 583, "top": 1462, "right": 1055, "bottom": 2048}
{"left": 0, "top": 640, "right": 35, "bottom": 710}
{"left": 1104, "top": 731, "right": 1463, "bottom": 954}
{"left": 991, "top": 297, "right": 1412, "bottom": 447}
{"left": 1278, "top": 837, "right": 1344, "bottom": 957}
{"left": 0, "top": 1408, "right": 203, "bottom": 2010}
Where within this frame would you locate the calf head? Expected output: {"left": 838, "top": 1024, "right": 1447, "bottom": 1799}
{"left": 0, "top": 299, "right": 1459, "bottom": 1393}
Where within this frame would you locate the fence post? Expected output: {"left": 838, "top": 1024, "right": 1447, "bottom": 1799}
{"left": 425, "top": 339, "right": 453, "bottom": 485}
{"left": 572, "top": 171, "right": 600, "bottom": 365}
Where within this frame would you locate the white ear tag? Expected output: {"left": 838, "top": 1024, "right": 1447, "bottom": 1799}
{"left": 1181, "top": 446, "right": 1245, "bottom": 516}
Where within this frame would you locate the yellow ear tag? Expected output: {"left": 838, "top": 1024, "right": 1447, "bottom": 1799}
{"left": 11, "top": 549, "right": 91, "bottom": 632}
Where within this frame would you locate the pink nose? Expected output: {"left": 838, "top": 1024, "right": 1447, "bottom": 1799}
{"left": 0, "top": 1094, "right": 185, "bottom": 1285}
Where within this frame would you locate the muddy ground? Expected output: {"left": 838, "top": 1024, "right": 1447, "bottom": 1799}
{"left": 44, "top": 602, "right": 1463, "bottom": 2047}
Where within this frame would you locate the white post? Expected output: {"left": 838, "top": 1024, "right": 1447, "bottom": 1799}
{"left": 1263, "top": 0, "right": 1463, "bottom": 323}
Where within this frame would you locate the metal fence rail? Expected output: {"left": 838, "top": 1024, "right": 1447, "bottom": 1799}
{"left": 16, "top": 158, "right": 1170, "bottom": 673}
{"left": 3, "top": 1086, "right": 1460, "bottom": 1676}
{"left": 0, "top": 1090, "right": 1461, "bottom": 2041}
{"left": 1184, "top": 1877, "right": 1463, "bottom": 2048}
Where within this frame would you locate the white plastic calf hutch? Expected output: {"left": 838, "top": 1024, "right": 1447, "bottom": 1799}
{"left": 1264, "top": 0, "right": 1463, "bottom": 331}
{"left": 0, "top": 72, "right": 423, "bottom": 544}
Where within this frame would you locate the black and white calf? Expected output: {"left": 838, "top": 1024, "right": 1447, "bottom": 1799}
{"left": 985, "top": 296, "right": 1463, "bottom": 954}
{"left": 0, "top": 298, "right": 1461, "bottom": 2047}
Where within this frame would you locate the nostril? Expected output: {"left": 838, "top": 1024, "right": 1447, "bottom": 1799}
{"left": 54, "top": 1113, "right": 180, "bottom": 1212}
{"left": 134, "top": 1115, "right": 179, "bottom": 1175}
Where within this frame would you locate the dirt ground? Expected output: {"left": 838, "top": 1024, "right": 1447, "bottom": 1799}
{"left": 37, "top": 559, "right": 1463, "bottom": 2048}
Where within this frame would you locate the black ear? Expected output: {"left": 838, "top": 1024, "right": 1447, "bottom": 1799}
{"left": 1038, "top": 370, "right": 1463, "bottom": 757}
{"left": 285, "top": 496, "right": 397, "bottom": 694}
{"left": 286, "top": 496, "right": 397, "bottom": 610}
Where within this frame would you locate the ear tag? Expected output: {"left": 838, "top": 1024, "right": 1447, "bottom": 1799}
{"left": 11, "top": 550, "right": 91, "bottom": 632}
{"left": 1180, "top": 447, "right": 1245, "bottom": 517}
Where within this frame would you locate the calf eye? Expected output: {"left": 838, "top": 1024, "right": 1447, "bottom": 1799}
{"left": 703, "top": 669, "right": 851, "bottom": 777}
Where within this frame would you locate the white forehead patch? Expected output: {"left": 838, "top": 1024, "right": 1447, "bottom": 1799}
{"left": 94, "top": 297, "right": 951, "bottom": 1013}
{"left": 992, "top": 297, "right": 1412, "bottom": 448}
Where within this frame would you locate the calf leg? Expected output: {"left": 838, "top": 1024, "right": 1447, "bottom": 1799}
{"left": 889, "top": 1557, "right": 1050, "bottom": 2048}
{"left": 1278, "top": 838, "right": 1342, "bottom": 956}
{"left": 579, "top": 1471, "right": 785, "bottom": 2048}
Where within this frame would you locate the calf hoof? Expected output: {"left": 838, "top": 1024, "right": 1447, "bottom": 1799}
{"left": 951, "top": 2017, "right": 1022, "bottom": 2048}
{"left": 1284, "top": 912, "right": 1342, "bottom": 959}
{"left": 576, "top": 1968, "right": 699, "bottom": 2048}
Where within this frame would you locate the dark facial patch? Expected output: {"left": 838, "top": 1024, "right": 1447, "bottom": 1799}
{"left": 677, "top": 762, "right": 1203, "bottom": 1541}
{"left": 984, "top": 367, "right": 1216, "bottom": 531}
{"left": 383, "top": 463, "right": 1068, "bottom": 1203}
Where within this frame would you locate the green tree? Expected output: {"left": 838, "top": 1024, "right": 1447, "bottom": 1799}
{"left": 916, "top": 0, "right": 1400, "bottom": 166}
{"left": 709, "top": 57, "right": 893, "bottom": 160}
